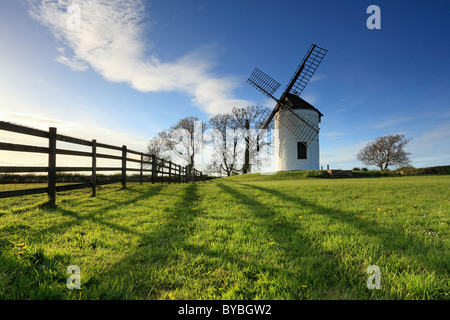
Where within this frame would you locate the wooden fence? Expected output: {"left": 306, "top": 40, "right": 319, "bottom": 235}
{"left": 0, "top": 121, "right": 203, "bottom": 206}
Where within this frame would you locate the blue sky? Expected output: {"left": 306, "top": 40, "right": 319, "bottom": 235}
{"left": 1, "top": 0, "right": 449, "bottom": 171}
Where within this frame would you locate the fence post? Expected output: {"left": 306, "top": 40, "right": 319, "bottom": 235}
{"left": 161, "top": 159, "right": 166, "bottom": 183}
{"left": 121, "top": 145, "right": 127, "bottom": 189}
{"left": 151, "top": 155, "right": 156, "bottom": 184}
{"left": 48, "top": 127, "right": 57, "bottom": 207}
{"left": 178, "top": 165, "right": 181, "bottom": 184}
{"left": 140, "top": 153, "right": 143, "bottom": 185}
{"left": 168, "top": 161, "right": 172, "bottom": 184}
{"left": 92, "top": 139, "right": 97, "bottom": 197}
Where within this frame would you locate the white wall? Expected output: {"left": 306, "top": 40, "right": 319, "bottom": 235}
{"left": 275, "top": 108, "right": 320, "bottom": 171}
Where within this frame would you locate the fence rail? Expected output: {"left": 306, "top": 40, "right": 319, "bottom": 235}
{"left": 0, "top": 121, "right": 203, "bottom": 206}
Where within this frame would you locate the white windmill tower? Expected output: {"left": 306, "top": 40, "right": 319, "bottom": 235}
{"left": 247, "top": 44, "right": 327, "bottom": 171}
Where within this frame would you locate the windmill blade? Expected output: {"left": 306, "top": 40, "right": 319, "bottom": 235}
{"left": 277, "top": 105, "right": 319, "bottom": 147}
{"left": 255, "top": 108, "right": 275, "bottom": 152}
{"left": 247, "top": 67, "right": 283, "bottom": 131}
{"left": 247, "top": 67, "right": 281, "bottom": 101}
{"left": 284, "top": 44, "right": 328, "bottom": 97}
{"left": 256, "top": 106, "right": 275, "bottom": 129}
{"left": 256, "top": 105, "right": 276, "bottom": 144}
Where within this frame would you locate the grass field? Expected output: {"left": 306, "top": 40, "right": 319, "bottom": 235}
{"left": 0, "top": 173, "right": 449, "bottom": 300}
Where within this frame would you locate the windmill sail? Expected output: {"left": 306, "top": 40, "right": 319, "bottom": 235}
{"left": 284, "top": 44, "right": 328, "bottom": 97}
{"left": 277, "top": 106, "right": 319, "bottom": 147}
{"left": 247, "top": 67, "right": 281, "bottom": 101}
{"left": 256, "top": 106, "right": 275, "bottom": 129}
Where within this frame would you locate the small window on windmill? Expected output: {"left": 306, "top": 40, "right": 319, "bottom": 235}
{"left": 297, "top": 142, "right": 307, "bottom": 159}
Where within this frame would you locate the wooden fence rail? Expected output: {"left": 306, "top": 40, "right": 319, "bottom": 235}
{"left": 0, "top": 121, "right": 203, "bottom": 206}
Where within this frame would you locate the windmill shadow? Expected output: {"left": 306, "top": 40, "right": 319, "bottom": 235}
{"left": 239, "top": 182, "right": 449, "bottom": 280}
{"left": 215, "top": 181, "right": 369, "bottom": 299}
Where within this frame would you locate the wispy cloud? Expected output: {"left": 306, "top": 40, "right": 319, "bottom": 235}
{"left": 411, "top": 120, "right": 450, "bottom": 145}
{"left": 27, "top": 0, "right": 251, "bottom": 114}
{"left": 301, "top": 93, "right": 318, "bottom": 105}
{"left": 330, "top": 96, "right": 352, "bottom": 113}
{"left": 3, "top": 111, "right": 67, "bottom": 125}
{"left": 323, "top": 131, "right": 346, "bottom": 140}
{"left": 309, "top": 74, "right": 328, "bottom": 82}
{"left": 338, "top": 97, "right": 350, "bottom": 103}
{"left": 320, "top": 140, "right": 369, "bottom": 169}
{"left": 54, "top": 55, "right": 88, "bottom": 71}
{"left": 335, "top": 107, "right": 349, "bottom": 113}
{"left": 372, "top": 115, "right": 419, "bottom": 129}
{"left": 407, "top": 120, "right": 450, "bottom": 167}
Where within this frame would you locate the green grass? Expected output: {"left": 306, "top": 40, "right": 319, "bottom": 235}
{"left": 0, "top": 174, "right": 449, "bottom": 300}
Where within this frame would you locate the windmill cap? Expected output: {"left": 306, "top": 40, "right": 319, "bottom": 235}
{"left": 284, "top": 93, "right": 324, "bottom": 118}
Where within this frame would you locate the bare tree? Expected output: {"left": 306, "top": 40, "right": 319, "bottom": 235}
{"left": 356, "top": 134, "right": 411, "bottom": 170}
{"left": 145, "top": 137, "right": 171, "bottom": 172}
{"left": 158, "top": 116, "right": 206, "bottom": 177}
{"left": 207, "top": 113, "right": 242, "bottom": 176}
{"left": 230, "top": 105, "right": 269, "bottom": 174}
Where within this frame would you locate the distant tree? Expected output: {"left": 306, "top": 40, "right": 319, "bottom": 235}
{"left": 356, "top": 134, "right": 411, "bottom": 170}
{"left": 145, "top": 137, "right": 171, "bottom": 172}
{"left": 157, "top": 116, "right": 206, "bottom": 177}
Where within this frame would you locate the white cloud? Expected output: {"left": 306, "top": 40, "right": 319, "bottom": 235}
{"left": 27, "top": 0, "right": 251, "bottom": 114}
{"left": 372, "top": 115, "right": 419, "bottom": 129}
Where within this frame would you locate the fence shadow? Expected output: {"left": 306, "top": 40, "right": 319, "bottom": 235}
{"left": 30, "top": 184, "right": 168, "bottom": 240}
{"left": 84, "top": 182, "right": 207, "bottom": 298}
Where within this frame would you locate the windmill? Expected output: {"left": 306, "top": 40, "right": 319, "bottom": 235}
{"left": 247, "top": 43, "right": 328, "bottom": 171}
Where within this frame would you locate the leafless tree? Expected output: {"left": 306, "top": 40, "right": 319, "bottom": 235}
{"left": 157, "top": 116, "right": 206, "bottom": 177}
{"left": 207, "top": 113, "right": 242, "bottom": 176}
{"left": 145, "top": 137, "right": 171, "bottom": 172}
{"left": 230, "top": 105, "right": 269, "bottom": 174}
{"left": 356, "top": 134, "right": 411, "bottom": 170}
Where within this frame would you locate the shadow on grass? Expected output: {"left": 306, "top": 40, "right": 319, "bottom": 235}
{"left": 92, "top": 181, "right": 372, "bottom": 299}
{"left": 214, "top": 182, "right": 369, "bottom": 299}
{"left": 31, "top": 184, "right": 168, "bottom": 240}
{"left": 4, "top": 179, "right": 446, "bottom": 299}
{"left": 239, "top": 182, "right": 449, "bottom": 279}
{"left": 86, "top": 182, "right": 206, "bottom": 299}
{"left": 0, "top": 183, "right": 175, "bottom": 299}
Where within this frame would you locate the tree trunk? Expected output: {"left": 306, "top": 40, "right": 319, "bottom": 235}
{"left": 242, "top": 119, "right": 250, "bottom": 174}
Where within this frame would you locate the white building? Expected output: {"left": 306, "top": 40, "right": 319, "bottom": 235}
{"left": 274, "top": 94, "right": 323, "bottom": 171}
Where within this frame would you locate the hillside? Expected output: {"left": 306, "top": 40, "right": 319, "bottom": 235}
{"left": 221, "top": 165, "right": 450, "bottom": 182}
